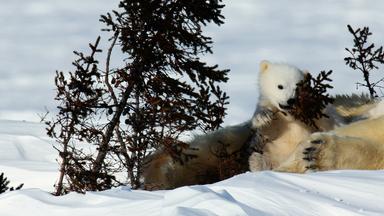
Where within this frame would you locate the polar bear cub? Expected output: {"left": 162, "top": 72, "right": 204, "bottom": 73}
{"left": 142, "top": 60, "right": 308, "bottom": 189}
{"left": 252, "top": 60, "right": 306, "bottom": 128}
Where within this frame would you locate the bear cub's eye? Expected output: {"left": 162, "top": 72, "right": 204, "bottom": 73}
{"left": 278, "top": 85, "right": 284, "bottom": 90}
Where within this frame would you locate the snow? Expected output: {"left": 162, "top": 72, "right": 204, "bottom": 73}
{"left": 0, "top": 120, "right": 57, "bottom": 191}
{"left": 0, "top": 120, "right": 384, "bottom": 215}
{"left": 1, "top": 0, "right": 384, "bottom": 215}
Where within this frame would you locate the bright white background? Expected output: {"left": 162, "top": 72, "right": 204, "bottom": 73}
{"left": 1, "top": 0, "right": 383, "bottom": 124}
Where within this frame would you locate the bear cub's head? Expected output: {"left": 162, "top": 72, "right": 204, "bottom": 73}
{"left": 258, "top": 60, "right": 306, "bottom": 111}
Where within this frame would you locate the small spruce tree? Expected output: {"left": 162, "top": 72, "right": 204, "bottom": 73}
{"left": 47, "top": 0, "right": 229, "bottom": 195}
{"left": 0, "top": 173, "right": 23, "bottom": 194}
{"left": 291, "top": 70, "right": 334, "bottom": 129}
{"left": 345, "top": 25, "right": 384, "bottom": 98}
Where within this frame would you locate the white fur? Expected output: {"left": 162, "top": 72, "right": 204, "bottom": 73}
{"left": 368, "top": 100, "right": 384, "bottom": 119}
{"left": 143, "top": 60, "right": 379, "bottom": 189}
{"left": 252, "top": 61, "right": 305, "bottom": 129}
{"left": 258, "top": 61, "right": 305, "bottom": 111}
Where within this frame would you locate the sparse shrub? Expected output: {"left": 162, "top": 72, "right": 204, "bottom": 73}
{"left": 345, "top": 25, "right": 384, "bottom": 98}
{"left": 291, "top": 70, "right": 334, "bottom": 129}
{"left": 0, "top": 173, "right": 23, "bottom": 194}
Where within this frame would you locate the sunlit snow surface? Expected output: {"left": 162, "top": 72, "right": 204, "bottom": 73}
{"left": 3, "top": 171, "right": 384, "bottom": 216}
{"left": 1, "top": 1, "right": 384, "bottom": 215}
{"left": 0, "top": 121, "right": 384, "bottom": 216}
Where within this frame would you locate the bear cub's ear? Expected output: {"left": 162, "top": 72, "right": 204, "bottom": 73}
{"left": 303, "top": 70, "right": 310, "bottom": 78}
{"left": 259, "top": 60, "right": 271, "bottom": 73}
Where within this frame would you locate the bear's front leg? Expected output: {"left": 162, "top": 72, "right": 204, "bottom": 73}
{"left": 251, "top": 108, "right": 274, "bottom": 128}
{"left": 300, "top": 132, "right": 338, "bottom": 171}
{"left": 302, "top": 132, "right": 384, "bottom": 171}
{"left": 248, "top": 152, "right": 272, "bottom": 171}
{"left": 273, "top": 132, "right": 338, "bottom": 173}
{"left": 276, "top": 131, "right": 384, "bottom": 173}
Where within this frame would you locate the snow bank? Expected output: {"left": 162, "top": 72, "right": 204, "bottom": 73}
{"left": 0, "top": 120, "right": 57, "bottom": 191}
{"left": 1, "top": 171, "right": 384, "bottom": 216}
{"left": 0, "top": 120, "right": 384, "bottom": 216}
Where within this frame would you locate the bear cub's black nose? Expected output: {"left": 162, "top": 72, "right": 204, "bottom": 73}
{"left": 287, "top": 98, "right": 295, "bottom": 106}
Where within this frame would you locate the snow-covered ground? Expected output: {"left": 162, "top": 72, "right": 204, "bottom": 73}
{"left": 0, "top": 121, "right": 384, "bottom": 216}
{"left": 1, "top": 1, "right": 384, "bottom": 215}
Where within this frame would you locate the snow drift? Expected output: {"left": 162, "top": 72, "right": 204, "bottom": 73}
{"left": 0, "top": 120, "right": 383, "bottom": 216}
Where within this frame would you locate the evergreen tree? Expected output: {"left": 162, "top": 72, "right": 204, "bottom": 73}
{"left": 0, "top": 173, "right": 23, "bottom": 194}
{"left": 47, "top": 0, "right": 229, "bottom": 194}
{"left": 0, "top": 173, "right": 9, "bottom": 194}
{"left": 345, "top": 25, "right": 384, "bottom": 98}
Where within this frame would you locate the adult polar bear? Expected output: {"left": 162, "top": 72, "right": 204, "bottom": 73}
{"left": 143, "top": 60, "right": 313, "bottom": 189}
{"left": 143, "top": 60, "right": 382, "bottom": 189}
{"left": 275, "top": 102, "right": 384, "bottom": 173}
{"left": 248, "top": 61, "right": 383, "bottom": 172}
